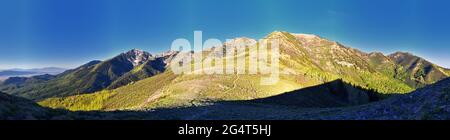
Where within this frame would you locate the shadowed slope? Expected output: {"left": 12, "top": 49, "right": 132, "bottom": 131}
{"left": 0, "top": 91, "right": 50, "bottom": 119}
{"left": 250, "top": 79, "right": 382, "bottom": 108}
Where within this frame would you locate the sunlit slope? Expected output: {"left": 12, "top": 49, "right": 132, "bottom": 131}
{"left": 266, "top": 31, "right": 414, "bottom": 94}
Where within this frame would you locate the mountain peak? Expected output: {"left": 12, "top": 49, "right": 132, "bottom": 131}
{"left": 390, "top": 51, "right": 413, "bottom": 56}
{"left": 121, "top": 49, "right": 153, "bottom": 66}
{"left": 125, "top": 49, "right": 147, "bottom": 55}
{"left": 388, "top": 51, "right": 419, "bottom": 60}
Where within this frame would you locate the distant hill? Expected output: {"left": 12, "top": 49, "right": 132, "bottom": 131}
{"left": 0, "top": 67, "right": 66, "bottom": 76}
{"left": 0, "top": 49, "right": 173, "bottom": 100}
{"left": 0, "top": 67, "right": 66, "bottom": 82}
{"left": 0, "top": 70, "right": 36, "bottom": 77}
{"left": 1, "top": 74, "right": 56, "bottom": 88}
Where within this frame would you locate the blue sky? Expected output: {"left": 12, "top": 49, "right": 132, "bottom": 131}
{"left": 0, "top": 0, "right": 449, "bottom": 69}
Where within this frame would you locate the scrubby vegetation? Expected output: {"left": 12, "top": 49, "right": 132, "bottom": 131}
{"left": 38, "top": 90, "right": 114, "bottom": 111}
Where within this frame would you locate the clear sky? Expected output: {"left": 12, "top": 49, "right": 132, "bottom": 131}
{"left": 0, "top": 0, "right": 449, "bottom": 69}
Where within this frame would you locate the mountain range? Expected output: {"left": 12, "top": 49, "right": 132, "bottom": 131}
{"left": 0, "top": 49, "right": 176, "bottom": 100}
{"left": 0, "top": 31, "right": 449, "bottom": 119}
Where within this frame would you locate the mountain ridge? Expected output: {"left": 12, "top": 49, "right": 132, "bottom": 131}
{"left": 0, "top": 49, "right": 168, "bottom": 100}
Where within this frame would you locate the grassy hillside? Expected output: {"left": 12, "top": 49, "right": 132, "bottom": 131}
{"left": 267, "top": 31, "right": 414, "bottom": 94}
{"left": 445, "top": 69, "right": 450, "bottom": 76}
{"left": 39, "top": 71, "right": 306, "bottom": 110}
{"left": 0, "top": 74, "right": 56, "bottom": 92}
